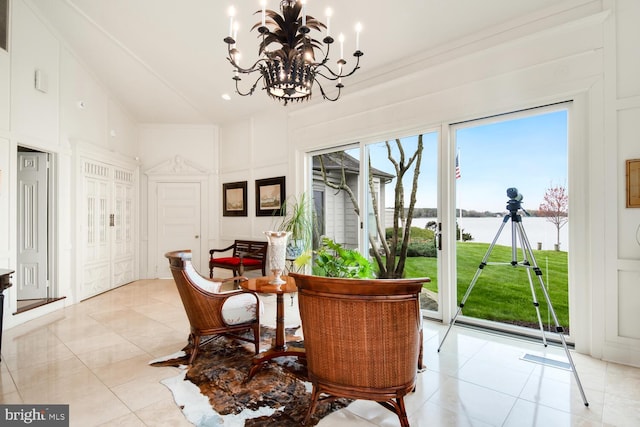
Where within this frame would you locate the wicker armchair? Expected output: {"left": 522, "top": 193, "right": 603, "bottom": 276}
{"left": 290, "top": 273, "right": 428, "bottom": 427}
{"left": 165, "top": 250, "right": 261, "bottom": 364}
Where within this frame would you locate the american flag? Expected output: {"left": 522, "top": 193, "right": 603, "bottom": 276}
{"left": 455, "top": 152, "right": 461, "bottom": 179}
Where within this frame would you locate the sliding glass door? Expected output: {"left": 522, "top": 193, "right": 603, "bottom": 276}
{"left": 310, "top": 130, "right": 440, "bottom": 315}
{"left": 305, "top": 103, "right": 571, "bottom": 338}
{"left": 451, "top": 105, "right": 570, "bottom": 338}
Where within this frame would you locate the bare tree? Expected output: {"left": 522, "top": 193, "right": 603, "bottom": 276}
{"left": 319, "top": 136, "right": 424, "bottom": 278}
{"left": 538, "top": 184, "right": 568, "bottom": 250}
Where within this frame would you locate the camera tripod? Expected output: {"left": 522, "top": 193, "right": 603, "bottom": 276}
{"left": 437, "top": 188, "right": 589, "bottom": 407}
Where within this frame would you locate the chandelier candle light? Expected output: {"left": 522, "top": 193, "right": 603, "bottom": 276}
{"left": 264, "top": 231, "right": 291, "bottom": 286}
{"left": 224, "top": 0, "right": 363, "bottom": 104}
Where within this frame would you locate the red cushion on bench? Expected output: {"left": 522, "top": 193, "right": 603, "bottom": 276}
{"left": 212, "top": 257, "right": 262, "bottom": 267}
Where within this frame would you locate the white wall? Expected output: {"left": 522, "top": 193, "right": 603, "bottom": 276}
{"left": 0, "top": 41, "right": 9, "bottom": 131}
{"left": 0, "top": 0, "right": 139, "bottom": 328}
{"left": 603, "top": 0, "right": 640, "bottom": 365}
{"left": 218, "top": 108, "right": 289, "bottom": 245}
{"left": 137, "top": 124, "right": 218, "bottom": 275}
{"left": 10, "top": 0, "right": 58, "bottom": 147}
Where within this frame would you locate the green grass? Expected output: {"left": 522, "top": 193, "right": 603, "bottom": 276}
{"left": 400, "top": 241, "right": 569, "bottom": 329}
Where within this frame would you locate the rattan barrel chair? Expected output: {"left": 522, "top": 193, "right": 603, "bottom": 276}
{"left": 290, "top": 273, "right": 428, "bottom": 427}
{"left": 165, "top": 250, "right": 261, "bottom": 364}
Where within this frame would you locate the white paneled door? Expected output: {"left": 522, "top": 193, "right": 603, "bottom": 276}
{"left": 17, "top": 152, "right": 49, "bottom": 300}
{"left": 80, "top": 159, "right": 136, "bottom": 300}
{"left": 155, "top": 182, "right": 201, "bottom": 278}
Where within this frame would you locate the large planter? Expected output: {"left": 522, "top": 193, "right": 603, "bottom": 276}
{"left": 286, "top": 239, "right": 304, "bottom": 258}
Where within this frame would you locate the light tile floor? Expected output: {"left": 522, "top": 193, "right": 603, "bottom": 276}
{"left": 1, "top": 278, "right": 639, "bottom": 426}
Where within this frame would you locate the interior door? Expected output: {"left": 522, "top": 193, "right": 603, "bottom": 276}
{"left": 82, "top": 162, "right": 111, "bottom": 298}
{"left": 17, "top": 151, "right": 49, "bottom": 300}
{"left": 111, "top": 171, "right": 135, "bottom": 287}
{"left": 155, "top": 181, "right": 202, "bottom": 278}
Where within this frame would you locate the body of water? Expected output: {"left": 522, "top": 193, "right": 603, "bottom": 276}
{"left": 411, "top": 216, "right": 569, "bottom": 251}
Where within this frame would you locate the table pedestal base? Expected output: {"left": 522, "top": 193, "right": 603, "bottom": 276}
{"left": 247, "top": 345, "right": 306, "bottom": 380}
{"left": 240, "top": 276, "right": 306, "bottom": 380}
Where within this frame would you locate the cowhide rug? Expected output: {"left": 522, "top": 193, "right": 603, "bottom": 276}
{"left": 150, "top": 327, "right": 351, "bottom": 426}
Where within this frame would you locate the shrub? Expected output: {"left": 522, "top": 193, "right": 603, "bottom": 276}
{"left": 385, "top": 227, "right": 434, "bottom": 242}
{"left": 406, "top": 243, "right": 437, "bottom": 257}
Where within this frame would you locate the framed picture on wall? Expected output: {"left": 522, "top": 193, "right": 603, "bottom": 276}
{"left": 223, "top": 181, "right": 248, "bottom": 216}
{"left": 255, "top": 176, "right": 286, "bottom": 216}
{"left": 627, "top": 159, "right": 640, "bottom": 208}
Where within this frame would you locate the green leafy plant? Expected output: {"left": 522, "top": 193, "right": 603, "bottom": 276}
{"left": 277, "top": 193, "right": 312, "bottom": 258}
{"left": 313, "top": 237, "right": 373, "bottom": 278}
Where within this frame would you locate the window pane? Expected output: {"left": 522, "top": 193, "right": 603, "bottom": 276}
{"left": 311, "top": 148, "right": 360, "bottom": 251}
{"left": 454, "top": 108, "right": 570, "bottom": 336}
{"left": 367, "top": 132, "right": 439, "bottom": 313}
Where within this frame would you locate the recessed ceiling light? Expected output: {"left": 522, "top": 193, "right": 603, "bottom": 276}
{"left": 221, "top": 94, "right": 231, "bottom": 101}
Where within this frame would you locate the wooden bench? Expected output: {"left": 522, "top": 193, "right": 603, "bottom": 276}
{"left": 209, "top": 240, "right": 268, "bottom": 278}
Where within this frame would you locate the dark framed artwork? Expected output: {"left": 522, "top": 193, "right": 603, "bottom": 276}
{"left": 223, "top": 181, "right": 248, "bottom": 216}
{"left": 0, "top": 0, "right": 7, "bottom": 52}
{"left": 627, "top": 159, "right": 640, "bottom": 208}
{"left": 255, "top": 176, "right": 286, "bottom": 217}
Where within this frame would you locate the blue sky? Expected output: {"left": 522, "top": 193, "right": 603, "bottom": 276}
{"left": 368, "top": 109, "right": 568, "bottom": 212}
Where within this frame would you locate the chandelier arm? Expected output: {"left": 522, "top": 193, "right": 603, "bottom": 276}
{"left": 314, "top": 53, "right": 361, "bottom": 80}
{"left": 226, "top": 47, "right": 267, "bottom": 74}
{"left": 234, "top": 74, "right": 264, "bottom": 97}
{"left": 314, "top": 78, "right": 342, "bottom": 102}
{"left": 312, "top": 39, "right": 332, "bottom": 68}
{"left": 314, "top": 71, "right": 339, "bottom": 82}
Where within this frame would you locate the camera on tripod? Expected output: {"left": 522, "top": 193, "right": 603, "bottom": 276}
{"left": 506, "top": 187, "right": 523, "bottom": 213}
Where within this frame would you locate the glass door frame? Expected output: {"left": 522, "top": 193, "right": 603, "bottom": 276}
{"left": 446, "top": 102, "right": 574, "bottom": 341}
{"left": 304, "top": 126, "right": 445, "bottom": 320}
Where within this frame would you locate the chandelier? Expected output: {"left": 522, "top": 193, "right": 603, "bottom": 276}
{"left": 224, "top": 0, "right": 363, "bottom": 105}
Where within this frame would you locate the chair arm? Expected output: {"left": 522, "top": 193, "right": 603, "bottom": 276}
{"left": 218, "top": 276, "right": 248, "bottom": 284}
{"left": 209, "top": 243, "right": 236, "bottom": 257}
{"left": 239, "top": 249, "right": 265, "bottom": 260}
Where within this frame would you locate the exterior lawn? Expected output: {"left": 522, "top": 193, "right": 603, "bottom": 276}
{"left": 401, "top": 241, "right": 569, "bottom": 330}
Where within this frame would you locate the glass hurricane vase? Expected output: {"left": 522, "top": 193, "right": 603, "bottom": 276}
{"left": 264, "top": 231, "right": 291, "bottom": 286}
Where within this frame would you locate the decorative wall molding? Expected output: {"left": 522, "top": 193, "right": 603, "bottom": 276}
{"left": 145, "top": 155, "right": 211, "bottom": 176}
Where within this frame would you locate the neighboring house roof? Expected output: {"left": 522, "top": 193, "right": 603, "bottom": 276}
{"left": 312, "top": 151, "right": 395, "bottom": 182}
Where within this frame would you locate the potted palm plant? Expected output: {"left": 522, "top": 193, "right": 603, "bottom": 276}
{"left": 277, "top": 193, "right": 313, "bottom": 259}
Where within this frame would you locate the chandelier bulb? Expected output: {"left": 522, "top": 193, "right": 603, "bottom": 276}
{"left": 228, "top": 6, "right": 235, "bottom": 38}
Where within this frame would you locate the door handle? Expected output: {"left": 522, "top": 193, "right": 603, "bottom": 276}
{"left": 195, "top": 235, "right": 199, "bottom": 239}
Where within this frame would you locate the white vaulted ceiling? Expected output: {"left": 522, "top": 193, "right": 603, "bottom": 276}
{"left": 27, "top": 0, "right": 584, "bottom": 125}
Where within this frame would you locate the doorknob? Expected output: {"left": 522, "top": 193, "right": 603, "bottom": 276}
{"left": 195, "top": 235, "right": 199, "bottom": 239}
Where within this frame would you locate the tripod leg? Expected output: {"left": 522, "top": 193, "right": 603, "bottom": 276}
{"left": 516, "top": 221, "right": 590, "bottom": 407}
{"left": 438, "top": 216, "right": 509, "bottom": 352}
{"left": 514, "top": 221, "right": 548, "bottom": 347}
